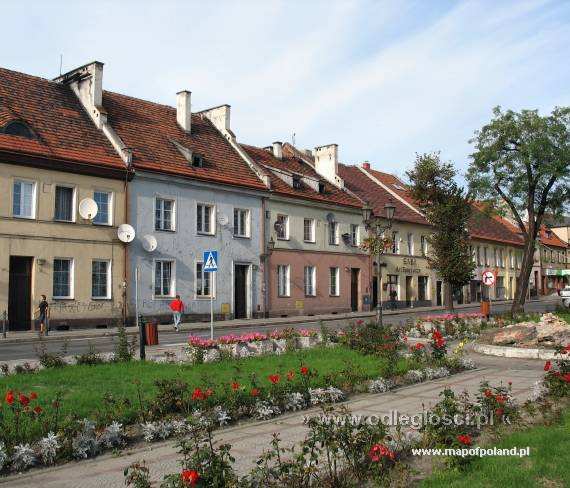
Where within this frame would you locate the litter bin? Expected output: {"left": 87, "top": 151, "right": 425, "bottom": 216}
{"left": 145, "top": 320, "right": 159, "bottom": 346}
{"left": 480, "top": 300, "right": 491, "bottom": 319}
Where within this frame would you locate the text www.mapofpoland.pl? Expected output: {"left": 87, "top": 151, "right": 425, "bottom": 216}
{"left": 411, "top": 446, "right": 530, "bottom": 458}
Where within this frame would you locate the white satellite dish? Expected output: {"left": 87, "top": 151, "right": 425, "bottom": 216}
{"left": 117, "top": 224, "right": 136, "bottom": 243}
{"left": 78, "top": 198, "right": 98, "bottom": 220}
{"left": 217, "top": 214, "right": 229, "bottom": 226}
{"left": 142, "top": 234, "right": 157, "bottom": 252}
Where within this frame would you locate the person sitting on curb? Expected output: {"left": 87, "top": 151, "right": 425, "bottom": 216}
{"left": 169, "top": 295, "right": 185, "bottom": 332}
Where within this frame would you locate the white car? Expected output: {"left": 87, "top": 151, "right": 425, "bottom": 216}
{"left": 560, "top": 286, "right": 570, "bottom": 308}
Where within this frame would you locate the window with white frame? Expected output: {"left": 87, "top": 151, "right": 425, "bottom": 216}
{"left": 53, "top": 258, "right": 73, "bottom": 298}
{"left": 233, "top": 208, "right": 249, "bottom": 237}
{"left": 155, "top": 197, "right": 175, "bottom": 231}
{"left": 328, "top": 222, "right": 339, "bottom": 245}
{"left": 477, "top": 246, "right": 482, "bottom": 266}
{"left": 304, "top": 266, "right": 316, "bottom": 296}
{"left": 420, "top": 235, "right": 428, "bottom": 256}
{"left": 484, "top": 247, "right": 489, "bottom": 266}
{"left": 329, "top": 267, "right": 339, "bottom": 296}
{"left": 407, "top": 232, "right": 414, "bottom": 255}
{"left": 54, "top": 185, "right": 74, "bottom": 221}
{"left": 391, "top": 231, "right": 399, "bottom": 254}
{"left": 196, "top": 262, "right": 213, "bottom": 297}
{"left": 276, "top": 214, "right": 289, "bottom": 239}
{"left": 12, "top": 180, "right": 36, "bottom": 219}
{"left": 350, "top": 224, "right": 359, "bottom": 246}
{"left": 277, "top": 265, "right": 290, "bottom": 297}
{"left": 499, "top": 249, "right": 504, "bottom": 268}
{"left": 304, "top": 218, "right": 315, "bottom": 243}
{"left": 509, "top": 250, "right": 515, "bottom": 269}
{"left": 93, "top": 191, "right": 112, "bottom": 225}
{"left": 92, "top": 260, "right": 111, "bottom": 298}
{"left": 154, "top": 260, "right": 174, "bottom": 297}
{"left": 197, "top": 203, "right": 214, "bottom": 234}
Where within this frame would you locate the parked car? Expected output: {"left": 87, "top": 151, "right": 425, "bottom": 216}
{"left": 560, "top": 286, "right": 570, "bottom": 308}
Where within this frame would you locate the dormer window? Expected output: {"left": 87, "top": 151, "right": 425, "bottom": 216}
{"left": 292, "top": 175, "right": 302, "bottom": 189}
{"left": 192, "top": 154, "right": 205, "bottom": 168}
{"left": 2, "top": 121, "right": 34, "bottom": 139}
{"left": 318, "top": 182, "right": 326, "bottom": 194}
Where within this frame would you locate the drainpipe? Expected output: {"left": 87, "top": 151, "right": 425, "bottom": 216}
{"left": 123, "top": 163, "right": 133, "bottom": 326}
{"left": 261, "top": 196, "right": 269, "bottom": 318}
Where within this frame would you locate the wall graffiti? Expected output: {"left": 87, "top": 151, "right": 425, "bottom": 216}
{"left": 49, "top": 301, "right": 122, "bottom": 315}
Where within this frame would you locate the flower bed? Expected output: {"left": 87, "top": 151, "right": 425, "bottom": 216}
{"left": 408, "top": 312, "right": 490, "bottom": 340}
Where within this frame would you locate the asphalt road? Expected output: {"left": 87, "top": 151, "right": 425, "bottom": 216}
{"left": 0, "top": 300, "right": 559, "bottom": 362}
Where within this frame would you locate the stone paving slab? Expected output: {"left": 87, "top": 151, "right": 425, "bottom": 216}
{"left": 0, "top": 353, "right": 545, "bottom": 488}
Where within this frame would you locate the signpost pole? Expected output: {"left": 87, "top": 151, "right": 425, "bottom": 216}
{"left": 210, "top": 271, "right": 214, "bottom": 340}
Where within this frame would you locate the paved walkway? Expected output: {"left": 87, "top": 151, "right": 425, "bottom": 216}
{"left": 1, "top": 297, "right": 555, "bottom": 344}
{"left": 1, "top": 351, "right": 545, "bottom": 488}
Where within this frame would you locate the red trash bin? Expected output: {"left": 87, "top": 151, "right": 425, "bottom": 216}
{"left": 480, "top": 300, "right": 491, "bottom": 319}
{"left": 145, "top": 321, "right": 159, "bottom": 346}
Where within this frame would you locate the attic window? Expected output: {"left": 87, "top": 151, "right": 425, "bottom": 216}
{"left": 318, "top": 182, "right": 326, "bottom": 194}
{"left": 192, "top": 154, "right": 205, "bottom": 168}
{"left": 2, "top": 121, "right": 34, "bottom": 139}
{"left": 292, "top": 175, "right": 302, "bottom": 189}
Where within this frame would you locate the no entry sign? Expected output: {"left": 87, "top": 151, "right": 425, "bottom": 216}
{"left": 482, "top": 270, "right": 496, "bottom": 287}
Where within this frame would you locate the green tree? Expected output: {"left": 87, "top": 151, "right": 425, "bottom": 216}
{"left": 468, "top": 107, "right": 570, "bottom": 314}
{"left": 407, "top": 153, "right": 475, "bottom": 311}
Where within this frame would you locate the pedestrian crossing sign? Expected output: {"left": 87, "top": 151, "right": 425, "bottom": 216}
{"left": 203, "top": 250, "right": 218, "bottom": 271}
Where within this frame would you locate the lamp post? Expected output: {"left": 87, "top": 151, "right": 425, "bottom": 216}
{"left": 363, "top": 200, "right": 396, "bottom": 326}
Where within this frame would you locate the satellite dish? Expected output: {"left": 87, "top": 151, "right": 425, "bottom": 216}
{"left": 117, "top": 224, "right": 136, "bottom": 243}
{"left": 326, "top": 212, "right": 335, "bottom": 223}
{"left": 78, "top": 198, "right": 98, "bottom": 220}
{"left": 217, "top": 214, "right": 229, "bottom": 226}
{"left": 142, "top": 234, "right": 157, "bottom": 252}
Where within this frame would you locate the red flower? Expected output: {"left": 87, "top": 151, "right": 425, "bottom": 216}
{"left": 563, "top": 373, "right": 570, "bottom": 383}
{"left": 508, "top": 381, "right": 512, "bottom": 386}
{"left": 414, "top": 343, "right": 425, "bottom": 350}
{"left": 250, "top": 388, "right": 260, "bottom": 397}
{"left": 544, "top": 361, "right": 552, "bottom": 372}
{"left": 495, "top": 408, "right": 504, "bottom": 417}
{"left": 33, "top": 405, "right": 43, "bottom": 415}
{"left": 181, "top": 469, "right": 200, "bottom": 486}
{"left": 356, "top": 320, "right": 364, "bottom": 326}
{"left": 287, "top": 371, "right": 295, "bottom": 381}
{"left": 5, "top": 390, "right": 14, "bottom": 406}
{"left": 29, "top": 392, "right": 38, "bottom": 400}
{"left": 457, "top": 434, "right": 472, "bottom": 446}
{"left": 300, "top": 366, "right": 309, "bottom": 376}
{"left": 563, "top": 344, "right": 570, "bottom": 354}
{"left": 495, "top": 395, "right": 506, "bottom": 405}
{"left": 484, "top": 389, "right": 493, "bottom": 398}
{"left": 368, "top": 443, "right": 395, "bottom": 462}
{"left": 205, "top": 388, "right": 214, "bottom": 398}
{"left": 191, "top": 388, "right": 205, "bottom": 401}
{"left": 18, "top": 393, "right": 30, "bottom": 407}
{"left": 231, "top": 381, "right": 240, "bottom": 391}
{"left": 268, "top": 374, "right": 280, "bottom": 384}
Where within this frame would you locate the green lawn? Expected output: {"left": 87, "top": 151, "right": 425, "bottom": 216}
{"left": 0, "top": 345, "right": 414, "bottom": 424}
{"left": 556, "top": 310, "right": 570, "bottom": 324}
{"left": 421, "top": 408, "right": 570, "bottom": 487}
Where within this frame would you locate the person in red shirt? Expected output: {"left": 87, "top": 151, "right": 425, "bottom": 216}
{"left": 169, "top": 295, "right": 185, "bottom": 331}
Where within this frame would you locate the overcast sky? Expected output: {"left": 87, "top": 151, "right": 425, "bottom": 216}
{"left": 3, "top": 0, "right": 569, "bottom": 181}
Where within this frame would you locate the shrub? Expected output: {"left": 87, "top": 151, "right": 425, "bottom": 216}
{"left": 34, "top": 340, "right": 68, "bottom": 369}
{"left": 74, "top": 342, "right": 105, "bottom": 366}
{"left": 543, "top": 346, "right": 570, "bottom": 398}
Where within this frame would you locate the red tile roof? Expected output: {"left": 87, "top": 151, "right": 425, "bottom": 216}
{"left": 339, "top": 164, "right": 429, "bottom": 225}
{"left": 0, "top": 67, "right": 125, "bottom": 171}
{"left": 242, "top": 144, "right": 362, "bottom": 208}
{"left": 340, "top": 163, "right": 524, "bottom": 246}
{"left": 101, "top": 91, "right": 267, "bottom": 191}
{"left": 540, "top": 226, "right": 568, "bottom": 248}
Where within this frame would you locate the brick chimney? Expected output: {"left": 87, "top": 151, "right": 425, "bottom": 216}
{"left": 362, "top": 161, "right": 371, "bottom": 170}
{"left": 176, "top": 90, "right": 192, "bottom": 132}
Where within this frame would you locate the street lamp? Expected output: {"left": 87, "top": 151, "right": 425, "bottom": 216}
{"left": 363, "top": 199, "right": 396, "bottom": 326}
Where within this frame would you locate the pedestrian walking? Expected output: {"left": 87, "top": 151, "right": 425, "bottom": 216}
{"left": 36, "top": 294, "right": 49, "bottom": 335}
{"left": 169, "top": 295, "right": 184, "bottom": 331}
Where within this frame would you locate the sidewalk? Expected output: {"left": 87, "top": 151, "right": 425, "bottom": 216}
{"left": 2, "top": 297, "right": 552, "bottom": 344}
{"left": 0, "top": 351, "right": 545, "bottom": 488}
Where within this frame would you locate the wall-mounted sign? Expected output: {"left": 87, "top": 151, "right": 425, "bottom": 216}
{"left": 221, "top": 303, "right": 230, "bottom": 314}
{"left": 295, "top": 300, "right": 304, "bottom": 310}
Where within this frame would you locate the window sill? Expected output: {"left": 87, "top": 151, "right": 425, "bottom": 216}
{"left": 197, "top": 232, "right": 215, "bottom": 237}
{"left": 91, "top": 297, "right": 112, "bottom": 301}
{"left": 233, "top": 234, "right": 250, "bottom": 239}
{"left": 304, "top": 294, "right": 317, "bottom": 298}
{"left": 277, "top": 237, "right": 290, "bottom": 241}
{"left": 93, "top": 222, "right": 113, "bottom": 227}
{"left": 303, "top": 240, "right": 316, "bottom": 244}
{"left": 329, "top": 294, "right": 340, "bottom": 297}
{"left": 277, "top": 295, "right": 291, "bottom": 298}
{"left": 195, "top": 296, "right": 215, "bottom": 300}
{"left": 12, "top": 215, "right": 36, "bottom": 220}
{"left": 54, "top": 219, "right": 75, "bottom": 224}
{"left": 155, "top": 228, "right": 176, "bottom": 233}
{"left": 52, "top": 297, "right": 74, "bottom": 301}
{"left": 153, "top": 296, "right": 175, "bottom": 300}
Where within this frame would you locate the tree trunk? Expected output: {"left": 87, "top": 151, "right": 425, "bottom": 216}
{"left": 444, "top": 282, "right": 454, "bottom": 312}
{"left": 511, "top": 236, "right": 536, "bottom": 315}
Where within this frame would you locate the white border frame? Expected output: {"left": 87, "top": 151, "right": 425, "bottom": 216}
{"left": 91, "top": 259, "right": 112, "bottom": 299}
{"left": 152, "top": 258, "right": 176, "bottom": 299}
{"left": 52, "top": 257, "right": 74, "bottom": 299}
{"left": 11, "top": 178, "right": 37, "bottom": 220}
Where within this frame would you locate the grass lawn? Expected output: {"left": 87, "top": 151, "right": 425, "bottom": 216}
{"left": 0, "top": 345, "right": 415, "bottom": 424}
{"left": 556, "top": 310, "right": 570, "bottom": 324}
{"left": 421, "top": 408, "right": 570, "bottom": 487}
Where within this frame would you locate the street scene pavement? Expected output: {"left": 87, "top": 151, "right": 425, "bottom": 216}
{"left": 0, "top": 349, "right": 545, "bottom": 488}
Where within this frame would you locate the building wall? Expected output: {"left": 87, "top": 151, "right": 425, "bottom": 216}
{"left": 0, "top": 162, "right": 126, "bottom": 329}
{"left": 128, "top": 173, "right": 264, "bottom": 321}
